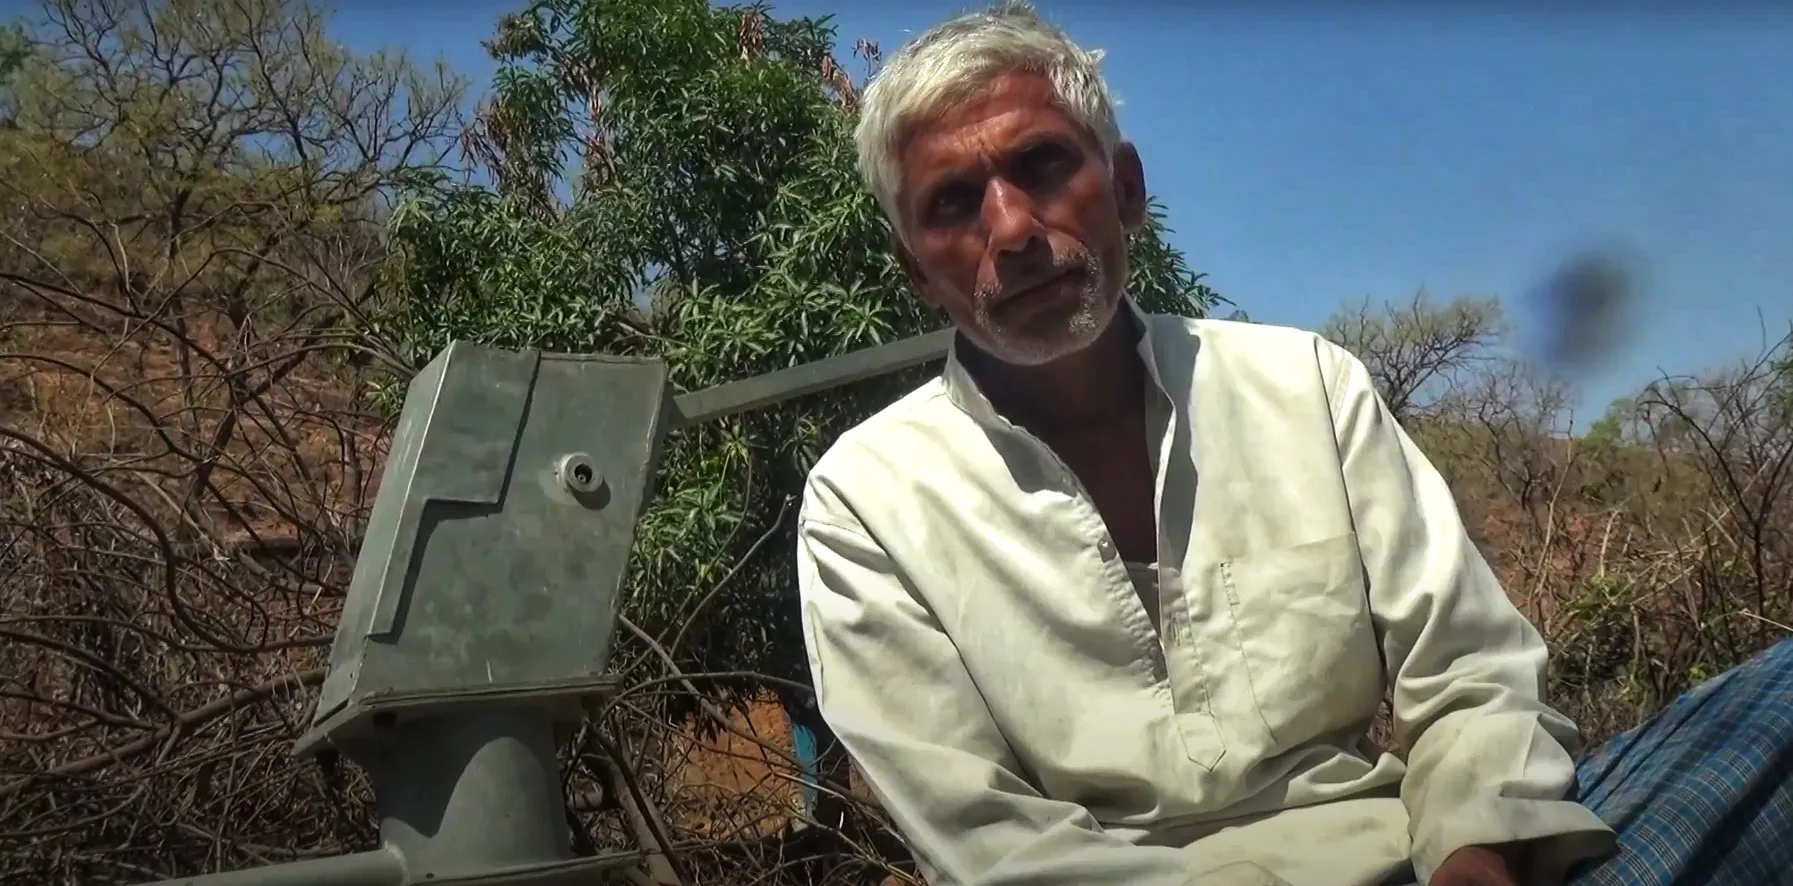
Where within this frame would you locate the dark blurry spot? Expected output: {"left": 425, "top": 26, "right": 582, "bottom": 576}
{"left": 1533, "top": 250, "right": 1637, "bottom": 376}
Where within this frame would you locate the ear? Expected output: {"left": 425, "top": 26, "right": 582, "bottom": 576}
{"left": 891, "top": 230, "right": 942, "bottom": 309}
{"left": 1112, "top": 142, "right": 1148, "bottom": 233}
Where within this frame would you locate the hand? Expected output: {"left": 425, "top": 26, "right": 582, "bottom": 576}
{"left": 1430, "top": 845, "right": 1520, "bottom": 886}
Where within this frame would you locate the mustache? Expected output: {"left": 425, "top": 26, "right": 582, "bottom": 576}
{"left": 976, "top": 249, "right": 1098, "bottom": 304}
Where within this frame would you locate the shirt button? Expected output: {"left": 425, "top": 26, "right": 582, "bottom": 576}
{"left": 1097, "top": 539, "right": 1117, "bottom": 561}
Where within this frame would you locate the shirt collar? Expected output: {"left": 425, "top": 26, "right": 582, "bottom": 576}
{"left": 941, "top": 297, "right": 1171, "bottom": 426}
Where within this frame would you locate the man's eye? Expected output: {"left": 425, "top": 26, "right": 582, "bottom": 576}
{"left": 1017, "top": 144, "right": 1076, "bottom": 183}
{"left": 929, "top": 183, "right": 979, "bottom": 217}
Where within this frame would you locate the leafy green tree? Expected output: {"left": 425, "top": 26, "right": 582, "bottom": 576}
{"left": 376, "top": 0, "right": 1225, "bottom": 712}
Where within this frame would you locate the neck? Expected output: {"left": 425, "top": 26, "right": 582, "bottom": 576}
{"left": 964, "top": 314, "right": 1147, "bottom": 434}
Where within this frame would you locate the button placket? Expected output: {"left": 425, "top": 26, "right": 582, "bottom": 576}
{"left": 1157, "top": 565, "right": 1227, "bottom": 769}
{"left": 1010, "top": 419, "right": 1162, "bottom": 644}
{"left": 1095, "top": 529, "right": 1170, "bottom": 681}
{"left": 1002, "top": 382, "right": 1223, "bottom": 764}
{"left": 1148, "top": 387, "right": 1228, "bottom": 770}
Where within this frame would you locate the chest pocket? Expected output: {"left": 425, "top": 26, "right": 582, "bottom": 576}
{"left": 1222, "top": 533, "right": 1385, "bottom": 748}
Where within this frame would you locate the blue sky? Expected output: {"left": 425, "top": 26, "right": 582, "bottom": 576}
{"left": 40, "top": 0, "right": 1793, "bottom": 418}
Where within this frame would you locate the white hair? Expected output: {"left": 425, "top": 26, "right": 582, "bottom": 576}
{"left": 854, "top": 2, "right": 1121, "bottom": 236}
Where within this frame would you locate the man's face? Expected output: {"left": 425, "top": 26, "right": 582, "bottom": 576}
{"left": 893, "top": 71, "right": 1147, "bottom": 367}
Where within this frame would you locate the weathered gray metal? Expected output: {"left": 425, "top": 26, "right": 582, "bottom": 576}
{"left": 143, "top": 850, "right": 403, "bottom": 886}
{"left": 132, "top": 330, "right": 952, "bottom": 886}
{"left": 671, "top": 328, "right": 954, "bottom": 427}
{"left": 301, "top": 346, "right": 671, "bottom": 753}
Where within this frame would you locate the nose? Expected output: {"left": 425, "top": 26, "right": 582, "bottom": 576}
{"left": 982, "top": 177, "right": 1046, "bottom": 259}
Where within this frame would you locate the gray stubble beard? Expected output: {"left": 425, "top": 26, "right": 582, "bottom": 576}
{"left": 969, "top": 251, "right": 1120, "bottom": 367}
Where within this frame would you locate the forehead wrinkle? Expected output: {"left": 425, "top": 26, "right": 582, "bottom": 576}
{"left": 897, "top": 74, "right": 1076, "bottom": 204}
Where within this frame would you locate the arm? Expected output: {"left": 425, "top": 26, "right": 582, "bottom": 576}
{"left": 796, "top": 489, "right": 1204, "bottom": 886}
{"left": 1322, "top": 343, "right": 1616, "bottom": 884}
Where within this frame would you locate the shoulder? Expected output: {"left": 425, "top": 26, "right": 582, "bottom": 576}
{"left": 800, "top": 376, "right": 966, "bottom": 530}
{"left": 1145, "top": 313, "right": 1364, "bottom": 399}
{"left": 1153, "top": 313, "right": 1345, "bottom": 363}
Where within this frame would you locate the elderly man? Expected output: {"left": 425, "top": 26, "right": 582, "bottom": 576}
{"left": 794, "top": 4, "right": 1793, "bottom": 886}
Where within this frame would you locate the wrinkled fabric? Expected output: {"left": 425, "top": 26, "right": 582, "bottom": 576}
{"left": 796, "top": 304, "right": 1614, "bottom": 886}
{"left": 1570, "top": 639, "right": 1793, "bottom": 886}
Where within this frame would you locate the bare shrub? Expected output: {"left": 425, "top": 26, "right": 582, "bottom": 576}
{"left": 1331, "top": 292, "right": 1792, "bottom": 744}
{"left": 0, "top": 0, "right": 456, "bottom": 879}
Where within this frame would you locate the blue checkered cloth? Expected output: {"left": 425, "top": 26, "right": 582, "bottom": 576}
{"left": 1568, "top": 638, "right": 1793, "bottom": 885}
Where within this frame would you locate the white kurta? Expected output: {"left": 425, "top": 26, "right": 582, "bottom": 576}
{"left": 796, "top": 305, "right": 1615, "bottom": 886}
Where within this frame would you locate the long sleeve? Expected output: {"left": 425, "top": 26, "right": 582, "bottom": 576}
{"left": 1323, "top": 343, "right": 1616, "bottom": 884}
{"left": 796, "top": 489, "right": 1225, "bottom": 886}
